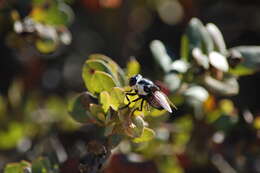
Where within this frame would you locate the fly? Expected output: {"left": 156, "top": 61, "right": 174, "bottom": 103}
{"left": 122, "top": 74, "right": 176, "bottom": 113}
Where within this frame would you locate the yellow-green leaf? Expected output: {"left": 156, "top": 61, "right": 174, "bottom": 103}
{"left": 127, "top": 58, "right": 140, "bottom": 77}
{"left": 35, "top": 39, "right": 57, "bottom": 54}
{"left": 132, "top": 127, "right": 155, "bottom": 143}
{"left": 90, "top": 71, "right": 116, "bottom": 93}
{"left": 100, "top": 91, "right": 111, "bottom": 112}
{"left": 110, "top": 87, "right": 125, "bottom": 111}
{"left": 89, "top": 54, "right": 126, "bottom": 86}
{"left": 180, "top": 34, "right": 189, "bottom": 61}
{"left": 4, "top": 161, "right": 31, "bottom": 173}
{"left": 82, "top": 59, "right": 114, "bottom": 93}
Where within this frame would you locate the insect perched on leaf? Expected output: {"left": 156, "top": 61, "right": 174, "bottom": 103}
{"left": 122, "top": 74, "right": 177, "bottom": 113}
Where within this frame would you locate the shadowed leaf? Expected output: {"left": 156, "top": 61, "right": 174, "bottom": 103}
{"left": 68, "top": 92, "right": 99, "bottom": 123}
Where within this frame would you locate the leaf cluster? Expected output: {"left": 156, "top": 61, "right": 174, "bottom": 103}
{"left": 68, "top": 54, "right": 157, "bottom": 145}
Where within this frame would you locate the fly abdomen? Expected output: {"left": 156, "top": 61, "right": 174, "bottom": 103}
{"left": 146, "top": 95, "right": 164, "bottom": 110}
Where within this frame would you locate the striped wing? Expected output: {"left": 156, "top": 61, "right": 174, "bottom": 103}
{"left": 152, "top": 91, "right": 174, "bottom": 113}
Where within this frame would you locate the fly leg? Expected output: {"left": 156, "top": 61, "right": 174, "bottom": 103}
{"left": 119, "top": 96, "right": 142, "bottom": 110}
{"left": 137, "top": 99, "right": 145, "bottom": 112}
{"left": 125, "top": 92, "right": 137, "bottom": 103}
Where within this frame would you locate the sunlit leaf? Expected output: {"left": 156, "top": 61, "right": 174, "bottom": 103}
{"left": 209, "top": 51, "right": 229, "bottom": 72}
{"left": 253, "top": 117, "right": 260, "bottom": 129}
{"left": 4, "top": 161, "right": 31, "bottom": 173}
{"left": 82, "top": 58, "right": 114, "bottom": 93}
{"left": 150, "top": 108, "right": 167, "bottom": 117}
{"left": 170, "top": 60, "right": 190, "bottom": 73}
{"left": 203, "top": 75, "right": 239, "bottom": 96}
{"left": 110, "top": 87, "right": 125, "bottom": 111}
{"left": 206, "top": 23, "right": 227, "bottom": 55}
{"left": 126, "top": 57, "right": 140, "bottom": 77}
{"left": 100, "top": 91, "right": 111, "bottom": 113}
{"left": 157, "top": 156, "right": 184, "bottom": 173}
{"left": 32, "top": 0, "right": 46, "bottom": 5}
{"left": 186, "top": 18, "right": 214, "bottom": 54}
{"left": 164, "top": 73, "right": 181, "bottom": 92}
{"left": 90, "top": 71, "right": 117, "bottom": 93}
{"left": 150, "top": 40, "right": 172, "bottom": 72}
{"left": 89, "top": 54, "right": 126, "bottom": 86}
{"left": 219, "top": 99, "right": 234, "bottom": 115}
{"left": 31, "top": 4, "right": 69, "bottom": 26}
{"left": 35, "top": 39, "right": 57, "bottom": 54}
{"left": 229, "top": 46, "right": 260, "bottom": 74}
{"left": 0, "top": 122, "right": 25, "bottom": 149}
{"left": 192, "top": 48, "right": 209, "bottom": 69}
{"left": 132, "top": 127, "right": 155, "bottom": 143}
{"left": 229, "top": 64, "right": 255, "bottom": 76}
{"left": 184, "top": 85, "right": 209, "bottom": 103}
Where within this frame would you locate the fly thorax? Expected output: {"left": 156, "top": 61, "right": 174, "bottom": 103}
{"left": 133, "top": 84, "right": 149, "bottom": 95}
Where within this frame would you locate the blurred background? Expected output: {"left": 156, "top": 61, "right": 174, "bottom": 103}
{"left": 1, "top": 0, "right": 260, "bottom": 172}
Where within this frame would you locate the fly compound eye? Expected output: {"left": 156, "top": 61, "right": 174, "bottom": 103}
{"left": 129, "top": 74, "right": 142, "bottom": 86}
{"left": 129, "top": 77, "right": 137, "bottom": 86}
{"left": 143, "top": 85, "right": 151, "bottom": 93}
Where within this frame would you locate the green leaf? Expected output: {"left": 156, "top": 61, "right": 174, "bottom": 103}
{"left": 209, "top": 51, "right": 229, "bottom": 72}
{"left": 0, "top": 122, "right": 25, "bottom": 149}
{"left": 150, "top": 40, "right": 172, "bottom": 73}
{"left": 100, "top": 87, "right": 125, "bottom": 112}
{"left": 31, "top": 157, "right": 54, "bottom": 173}
{"left": 186, "top": 18, "right": 214, "bottom": 54}
{"left": 132, "top": 127, "right": 155, "bottom": 143}
{"left": 192, "top": 48, "right": 209, "bottom": 69}
{"left": 229, "top": 46, "right": 260, "bottom": 74}
{"left": 89, "top": 54, "right": 126, "bottom": 86}
{"left": 90, "top": 71, "right": 117, "bottom": 93}
{"left": 184, "top": 85, "right": 209, "bottom": 103}
{"left": 4, "top": 161, "right": 31, "bottom": 173}
{"left": 203, "top": 75, "right": 239, "bottom": 96}
{"left": 229, "top": 64, "right": 255, "bottom": 76}
{"left": 89, "top": 104, "right": 106, "bottom": 122}
{"left": 68, "top": 92, "right": 98, "bottom": 123}
{"left": 82, "top": 59, "right": 114, "bottom": 93}
{"left": 180, "top": 34, "right": 189, "bottom": 61}
{"left": 35, "top": 39, "right": 57, "bottom": 54}
{"left": 206, "top": 23, "right": 227, "bottom": 55}
{"left": 110, "top": 87, "right": 125, "bottom": 111}
{"left": 170, "top": 60, "right": 190, "bottom": 73}
{"left": 100, "top": 91, "right": 111, "bottom": 113}
{"left": 126, "top": 57, "right": 141, "bottom": 77}
{"left": 31, "top": 3, "right": 70, "bottom": 26}
{"left": 164, "top": 73, "right": 181, "bottom": 92}
{"left": 132, "top": 116, "right": 145, "bottom": 137}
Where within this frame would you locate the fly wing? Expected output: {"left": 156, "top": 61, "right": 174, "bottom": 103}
{"left": 152, "top": 91, "right": 174, "bottom": 113}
